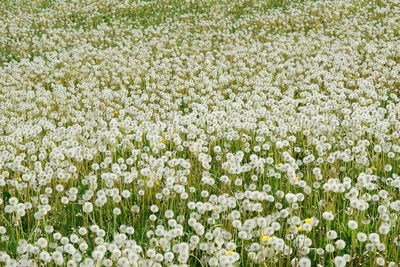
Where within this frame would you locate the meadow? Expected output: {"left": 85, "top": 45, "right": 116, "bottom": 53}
{"left": 0, "top": 0, "right": 399, "bottom": 266}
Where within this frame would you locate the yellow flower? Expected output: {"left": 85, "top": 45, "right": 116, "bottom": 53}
{"left": 304, "top": 218, "right": 313, "bottom": 224}
{"left": 227, "top": 250, "right": 234, "bottom": 255}
{"left": 71, "top": 69, "right": 79, "bottom": 73}
{"left": 296, "top": 176, "right": 301, "bottom": 181}
{"left": 370, "top": 166, "right": 377, "bottom": 171}
{"left": 268, "top": 152, "right": 273, "bottom": 156}
{"left": 56, "top": 80, "right": 62, "bottom": 83}
{"left": 278, "top": 163, "right": 283, "bottom": 166}
{"left": 261, "top": 235, "right": 270, "bottom": 242}
{"left": 155, "top": 180, "right": 160, "bottom": 185}
{"left": 113, "top": 110, "right": 119, "bottom": 115}
{"left": 297, "top": 226, "right": 304, "bottom": 232}
{"left": 16, "top": 177, "right": 22, "bottom": 182}
{"left": 161, "top": 139, "right": 166, "bottom": 143}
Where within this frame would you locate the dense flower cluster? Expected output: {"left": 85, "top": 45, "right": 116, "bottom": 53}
{"left": 0, "top": 0, "right": 399, "bottom": 266}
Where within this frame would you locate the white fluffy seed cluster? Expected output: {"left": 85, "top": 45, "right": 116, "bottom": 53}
{"left": 0, "top": 0, "right": 400, "bottom": 266}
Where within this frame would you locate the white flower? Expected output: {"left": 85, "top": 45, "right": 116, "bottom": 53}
{"left": 335, "top": 240, "right": 346, "bottom": 250}
{"left": 334, "top": 256, "right": 346, "bottom": 267}
{"left": 348, "top": 220, "right": 358, "bottom": 230}
{"left": 375, "top": 257, "right": 385, "bottom": 266}
{"left": 112, "top": 208, "right": 121, "bottom": 215}
{"left": 369, "top": 233, "right": 380, "bottom": 243}
{"left": 325, "top": 244, "right": 335, "bottom": 253}
{"left": 285, "top": 193, "right": 297, "bottom": 203}
{"left": 82, "top": 202, "right": 93, "bottom": 213}
{"left": 327, "top": 230, "right": 338, "bottom": 240}
{"left": 379, "top": 223, "right": 390, "bottom": 235}
{"left": 298, "top": 257, "right": 311, "bottom": 267}
{"left": 357, "top": 233, "right": 367, "bottom": 242}
{"left": 322, "top": 212, "right": 334, "bottom": 221}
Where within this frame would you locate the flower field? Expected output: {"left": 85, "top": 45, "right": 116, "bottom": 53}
{"left": 0, "top": 0, "right": 400, "bottom": 266}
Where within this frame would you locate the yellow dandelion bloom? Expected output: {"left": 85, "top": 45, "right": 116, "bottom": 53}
{"left": 114, "top": 110, "right": 119, "bottom": 115}
{"left": 305, "top": 218, "right": 313, "bottom": 224}
{"left": 296, "top": 176, "right": 301, "bottom": 181}
{"left": 370, "top": 166, "right": 377, "bottom": 171}
{"left": 16, "top": 177, "right": 22, "bottom": 182}
{"left": 161, "top": 139, "right": 166, "bottom": 143}
{"left": 278, "top": 163, "right": 283, "bottom": 166}
{"left": 227, "top": 250, "right": 234, "bottom": 255}
{"left": 155, "top": 180, "right": 160, "bottom": 185}
{"left": 297, "top": 226, "right": 304, "bottom": 232}
{"left": 261, "top": 235, "right": 270, "bottom": 242}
